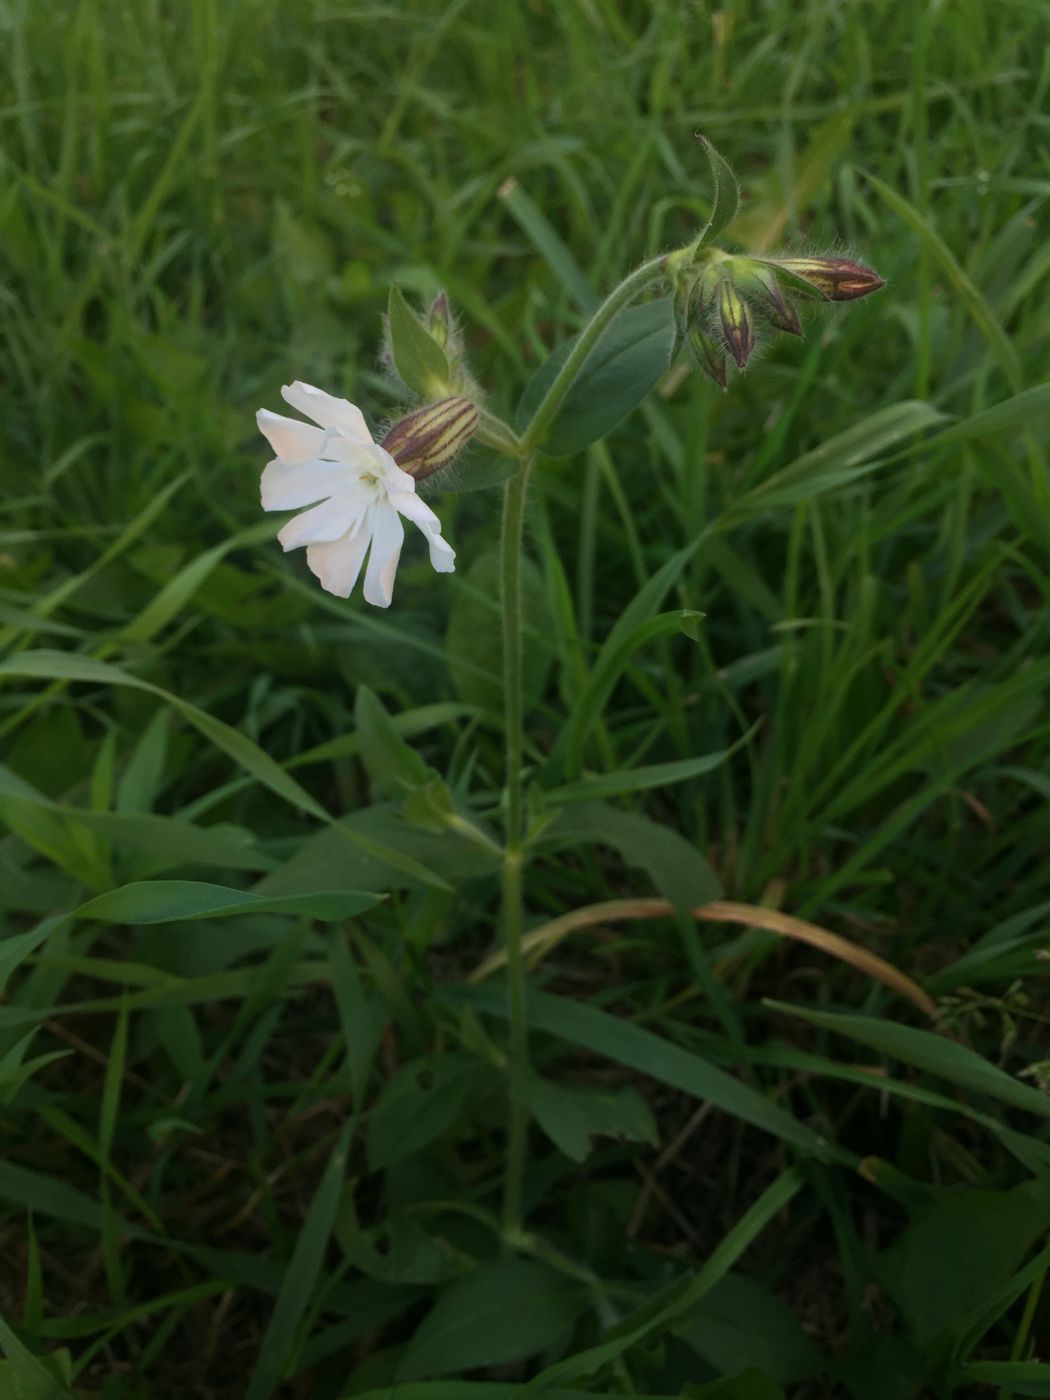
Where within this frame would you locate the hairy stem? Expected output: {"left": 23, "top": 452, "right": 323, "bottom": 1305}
{"left": 500, "top": 454, "right": 533, "bottom": 1235}
{"left": 518, "top": 255, "right": 667, "bottom": 456}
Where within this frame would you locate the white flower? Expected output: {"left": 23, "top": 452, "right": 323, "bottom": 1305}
{"left": 257, "top": 381, "right": 455, "bottom": 607}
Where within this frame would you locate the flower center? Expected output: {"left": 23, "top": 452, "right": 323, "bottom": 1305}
{"left": 358, "top": 469, "right": 384, "bottom": 493}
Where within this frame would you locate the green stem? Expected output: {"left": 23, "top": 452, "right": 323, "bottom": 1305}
{"left": 500, "top": 454, "right": 533, "bottom": 1235}
{"left": 499, "top": 249, "right": 671, "bottom": 1231}
{"left": 476, "top": 406, "right": 521, "bottom": 458}
{"left": 518, "top": 254, "right": 667, "bottom": 456}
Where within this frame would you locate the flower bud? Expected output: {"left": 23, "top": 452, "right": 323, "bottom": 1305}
{"left": 767, "top": 256, "right": 885, "bottom": 302}
{"left": 425, "top": 292, "right": 458, "bottom": 355}
{"left": 380, "top": 397, "right": 479, "bottom": 481}
{"left": 732, "top": 259, "right": 802, "bottom": 336}
{"left": 687, "top": 326, "right": 728, "bottom": 390}
{"left": 717, "top": 279, "right": 755, "bottom": 369}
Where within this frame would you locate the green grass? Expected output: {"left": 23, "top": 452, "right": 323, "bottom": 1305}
{"left": 2, "top": 0, "right": 1050, "bottom": 1395}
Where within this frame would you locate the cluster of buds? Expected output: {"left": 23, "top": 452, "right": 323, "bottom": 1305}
{"left": 677, "top": 251, "right": 885, "bottom": 388}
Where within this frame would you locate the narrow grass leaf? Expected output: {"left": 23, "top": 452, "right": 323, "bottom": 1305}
{"left": 932, "top": 384, "right": 1050, "bottom": 447}
{"left": 499, "top": 177, "right": 598, "bottom": 313}
{"left": 447, "top": 985, "right": 839, "bottom": 1160}
{"left": 245, "top": 1120, "right": 354, "bottom": 1400}
{"left": 766, "top": 1003, "right": 1050, "bottom": 1119}
{"left": 558, "top": 610, "right": 702, "bottom": 778}
{"left": 73, "top": 880, "right": 383, "bottom": 925}
{"left": 731, "top": 402, "right": 946, "bottom": 514}
{"left": 864, "top": 172, "right": 1023, "bottom": 390}
{"left": 546, "top": 744, "right": 739, "bottom": 806}
{"left": 518, "top": 1169, "right": 803, "bottom": 1393}
{"left": 0, "top": 652, "right": 451, "bottom": 889}
{"left": 951, "top": 1362, "right": 1050, "bottom": 1397}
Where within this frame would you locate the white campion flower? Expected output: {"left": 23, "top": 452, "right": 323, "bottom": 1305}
{"left": 257, "top": 381, "right": 455, "bottom": 607}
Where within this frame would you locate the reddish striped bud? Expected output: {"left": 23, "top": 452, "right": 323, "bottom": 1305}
{"left": 380, "top": 397, "right": 479, "bottom": 481}
{"left": 768, "top": 256, "right": 885, "bottom": 302}
{"left": 732, "top": 260, "right": 802, "bottom": 336}
{"left": 717, "top": 279, "right": 755, "bottom": 369}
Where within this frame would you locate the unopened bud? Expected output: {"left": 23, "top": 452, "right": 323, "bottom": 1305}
{"left": 768, "top": 256, "right": 885, "bottom": 302}
{"left": 732, "top": 260, "right": 802, "bottom": 336}
{"left": 687, "top": 326, "right": 728, "bottom": 390}
{"left": 425, "top": 292, "right": 456, "bottom": 353}
{"left": 674, "top": 263, "right": 721, "bottom": 339}
{"left": 717, "top": 279, "right": 755, "bottom": 369}
{"left": 380, "top": 397, "right": 479, "bottom": 481}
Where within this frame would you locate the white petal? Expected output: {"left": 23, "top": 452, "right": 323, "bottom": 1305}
{"left": 281, "top": 382, "right": 373, "bottom": 444}
{"left": 362, "top": 503, "right": 405, "bottom": 608}
{"left": 389, "top": 489, "right": 456, "bottom": 573}
{"left": 261, "top": 458, "right": 349, "bottom": 511}
{"left": 277, "top": 492, "right": 369, "bottom": 551}
{"left": 323, "top": 433, "right": 390, "bottom": 474}
{"left": 377, "top": 450, "right": 418, "bottom": 493}
{"left": 306, "top": 525, "right": 371, "bottom": 598}
{"left": 256, "top": 409, "right": 324, "bottom": 463}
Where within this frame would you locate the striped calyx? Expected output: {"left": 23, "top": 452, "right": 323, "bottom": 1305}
{"left": 768, "top": 256, "right": 885, "bottom": 302}
{"left": 380, "top": 397, "right": 479, "bottom": 481}
{"left": 717, "top": 279, "right": 756, "bottom": 369}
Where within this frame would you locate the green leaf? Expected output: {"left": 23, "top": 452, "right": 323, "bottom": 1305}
{"left": 864, "top": 171, "right": 1023, "bottom": 391}
{"left": 0, "top": 1313, "right": 74, "bottom": 1399}
{"left": 336, "top": 1197, "right": 469, "bottom": 1287}
{"left": 517, "top": 1170, "right": 804, "bottom": 1394}
{"left": 933, "top": 383, "right": 1050, "bottom": 446}
{"left": 387, "top": 286, "right": 450, "bottom": 396}
{"left": 442, "top": 452, "right": 519, "bottom": 493}
{"left": 1, "top": 762, "right": 269, "bottom": 879}
{"left": 330, "top": 928, "right": 384, "bottom": 1108}
{"left": 541, "top": 801, "right": 721, "bottom": 910}
{"left": 354, "top": 685, "right": 434, "bottom": 797}
{"left": 0, "top": 650, "right": 451, "bottom": 891}
{"left": 516, "top": 298, "right": 676, "bottom": 457}
{"left": 73, "top": 880, "right": 383, "bottom": 925}
{"left": 873, "top": 1179, "right": 1050, "bottom": 1344}
{"left": 696, "top": 134, "right": 740, "bottom": 244}
{"left": 398, "top": 1258, "right": 584, "bottom": 1380}
{"left": 447, "top": 985, "right": 839, "bottom": 1160}
{"left": 765, "top": 1002, "right": 1050, "bottom": 1120}
{"left": 557, "top": 608, "right": 703, "bottom": 778}
{"left": 677, "top": 1273, "right": 822, "bottom": 1384}
{"left": 257, "top": 806, "right": 497, "bottom": 899}
{"left": 0, "top": 917, "right": 63, "bottom": 997}
{"left": 952, "top": 1361, "right": 1050, "bottom": 1396}
{"left": 0, "top": 1162, "right": 114, "bottom": 1232}
{"left": 544, "top": 749, "right": 732, "bottom": 806}
{"left": 498, "top": 177, "right": 599, "bottom": 314}
{"left": 366, "top": 1054, "right": 481, "bottom": 1172}
{"left": 355, "top": 1389, "right": 689, "bottom": 1400}
{"left": 686, "top": 1373, "right": 787, "bottom": 1400}
{"left": 246, "top": 1120, "right": 353, "bottom": 1400}
{"left": 729, "top": 401, "right": 947, "bottom": 514}
{"left": 119, "top": 523, "right": 273, "bottom": 645}
{"left": 524, "top": 1069, "right": 658, "bottom": 1162}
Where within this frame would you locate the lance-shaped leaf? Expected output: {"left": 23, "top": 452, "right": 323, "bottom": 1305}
{"left": 386, "top": 286, "right": 451, "bottom": 397}
{"left": 696, "top": 134, "right": 740, "bottom": 245}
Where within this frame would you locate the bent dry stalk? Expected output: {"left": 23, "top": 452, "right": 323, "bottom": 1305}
{"left": 253, "top": 134, "right": 885, "bottom": 1243}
